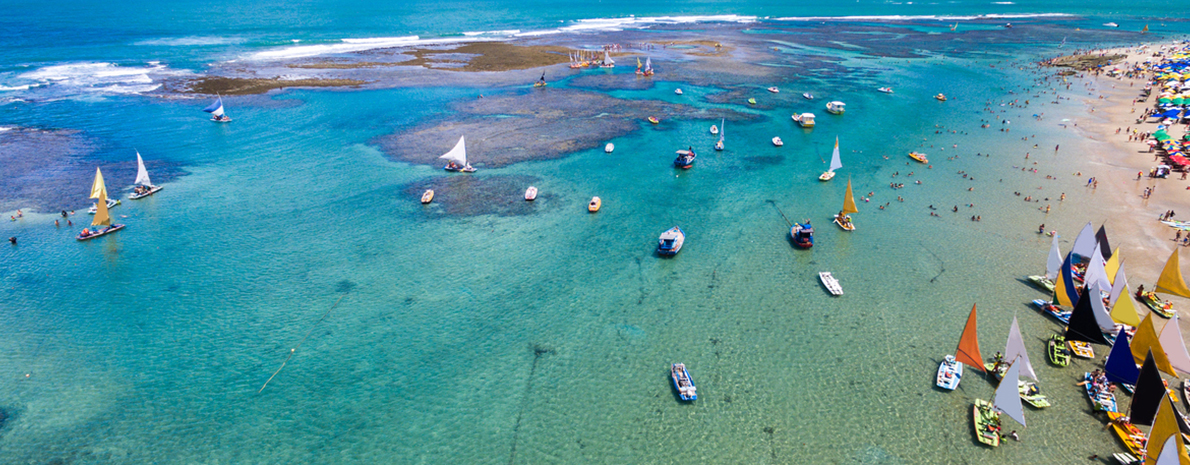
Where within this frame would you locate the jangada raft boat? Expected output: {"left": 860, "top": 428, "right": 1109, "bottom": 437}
{"left": 820, "top": 137, "right": 841, "bottom": 181}
{"left": 792, "top": 112, "right": 816, "bottom": 128}
{"left": 1106, "top": 412, "right": 1146, "bottom": 456}
{"left": 671, "top": 363, "right": 697, "bottom": 401}
{"left": 657, "top": 226, "right": 685, "bottom": 256}
{"left": 128, "top": 151, "right": 163, "bottom": 200}
{"left": 791, "top": 221, "right": 813, "bottom": 248}
{"left": 825, "top": 101, "right": 845, "bottom": 115}
{"left": 524, "top": 186, "right": 537, "bottom": 201}
{"left": 1018, "top": 380, "right": 1051, "bottom": 408}
{"left": 673, "top": 149, "right": 696, "bottom": 169}
{"left": 833, "top": 179, "right": 858, "bottom": 231}
{"left": 203, "top": 95, "right": 231, "bottom": 122}
{"left": 936, "top": 354, "right": 962, "bottom": 390}
{"left": 935, "top": 93, "right": 948, "bottom": 101}
{"left": 77, "top": 168, "right": 125, "bottom": 241}
{"left": 1047, "top": 334, "right": 1071, "bottom": 366}
{"left": 440, "top": 135, "right": 476, "bottom": 172}
{"left": 1083, "top": 372, "right": 1119, "bottom": 412}
{"left": 588, "top": 196, "right": 601, "bottom": 212}
{"left": 421, "top": 189, "right": 434, "bottom": 204}
{"left": 1068, "top": 340, "right": 1094, "bottom": 359}
{"left": 908, "top": 151, "right": 929, "bottom": 164}
{"left": 771, "top": 137, "right": 783, "bottom": 147}
{"left": 1031, "top": 299, "right": 1071, "bottom": 324}
{"left": 86, "top": 167, "right": 120, "bottom": 214}
{"left": 819, "top": 272, "right": 842, "bottom": 296}
{"left": 973, "top": 399, "right": 1002, "bottom": 447}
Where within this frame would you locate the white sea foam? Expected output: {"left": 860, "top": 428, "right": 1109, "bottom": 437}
{"left": 992, "top": 2, "right": 1016, "bottom": 4}
{"left": 462, "top": 30, "right": 522, "bottom": 37}
{"left": 774, "top": 13, "right": 1073, "bottom": 21}
{"left": 516, "top": 15, "right": 759, "bottom": 37}
{"left": 136, "top": 36, "right": 245, "bottom": 47}
{"left": 16, "top": 62, "right": 186, "bottom": 96}
{"left": 247, "top": 36, "right": 498, "bottom": 60}
{"left": 0, "top": 85, "right": 31, "bottom": 92}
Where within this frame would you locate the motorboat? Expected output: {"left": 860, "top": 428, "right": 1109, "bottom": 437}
{"left": 909, "top": 152, "right": 929, "bottom": 164}
{"left": 605, "top": 143, "right": 614, "bottom": 153}
{"left": 937, "top": 355, "right": 963, "bottom": 390}
{"left": 819, "top": 272, "right": 843, "bottom": 296}
{"left": 674, "top": 88, "right": 683, "bottom": 95}
{"left": 792, "top": 113, "right": 815, "bottom": 128}
{"left": 747, "top": 98, "right": 757, "bottom": 105}
{"left": 588, "top": 196, "right": 601, "bottom": 212}
{"left": 421, "top": 189, "right": 434, "bottom": 204}
{"left": 935, "top": 93, "right": 948, "bottom": 101}
{"left": 709, "top": 125, "right": 718, "bottom": 135}
{"left": 673, "top": 149, "right": 696, "bottom": 169}
{"left": 825, "top": 101, "right": 845, "bottom": 115}
{"left": 877, "top": 87, "right": 893, "bottom": 94}
{"left": 648, "top": 116, "right": 659, "bottom": 124}
{"left": 524, "top": 186, "right": 537, "bottom": 201}
{"left": 671, "top": 363, "right": 697, "bottom": 401}
{"left": 802, "top": 92, "right": 814, "bottom": 100}
{"left": 767, "top": 87, "right": 779, "bottom": 93}
{"left": 791, "top": 221, "right": 813, "bottom": 248}
{"left": 1104, "top": 22, "right": 1119, "bottom": 27}
{"left": 657, "top": 226, "right": 685, "bottom": 256}
{"left": 771, "top": 137, "right": 783, "bottom": 147}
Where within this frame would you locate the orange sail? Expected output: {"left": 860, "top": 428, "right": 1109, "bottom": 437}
{"left": 1156, "top": 248, "right": 1190, "bottom": 298}
{"left": 1131, "top": 313, "right": 1178, "bottom": 377}
{"left": 956, "top": 304, "right": 985, "bottom": 372}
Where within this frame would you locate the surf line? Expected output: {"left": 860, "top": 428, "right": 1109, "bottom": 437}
{"left": 258, "top": 294, "right": 348, "bottom": 393}
{"left": 766, "top": 199, "right": 793, "bottom": 228}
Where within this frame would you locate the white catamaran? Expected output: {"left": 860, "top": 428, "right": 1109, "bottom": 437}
{"left": 203, "top": 95, "right": 231, "bottom": 122}
{"left": 440, "top": 135, "right": 476, "bottom": 172}
{"left": 129, "top": 151, "right": 163, "bottom": 199}
{"left": 820, "top": 137, "right": 842, "bottom": 181}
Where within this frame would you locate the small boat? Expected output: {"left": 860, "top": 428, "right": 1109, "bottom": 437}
{"left": 600, "top": 49, "right": 615, "bottom": 68}
{"left": 648, "top": 116, "right": 659, "bottom": 124}
{"left": 709, "top": 125, "right": 718, "bottom": 135}
{"left": 791, "top": 221, "right": 814, "bottom": 248}
{"left": 771, "top": 137, "right": 783, "bottom": 147}
{"left": 714, "top": 118, "right": 724, "bottom": 151}
{"left": 1105, "top": 412, "right": 1146, "bottom": 456}
{"left": 802, "top": 93, "right": 814, "bottom": 100}
{"left": 605, "top": 143, "right": 614, "bottom": 153}
{"left": 747, "top": 98, "right": 757, "bottom": 105}
{"left": 908, "top": 152, "right": 929, "bottom": 164}
{"left": 1047, "top": 334, "right": 1071, "bottom": 366}
{"left": 674, "top": 88, "right": 683, "bottom": 95}
{"left": 877, "top": 87, "right": 893, "bottom": 94}
{"left": 440, "top": 135, "right": 476, "bottom": 172}
{"left": 825, "top": 101, "right": 845, "bottom": 115}
{"left": 820, "top": 136, "right": 841, "bottom": 181}
{"left": 657, "top": 226, "right": 685, "bottom": 256}
{"left": 77, "top": 168, "right": 125, "bottom": 241}
{"left": 671, "top": 363, "right": 697, "bottom": 401}
{"left": 1026, "top": 275, "right": 1056, "bottom": 292}
{"left": 533, "top": 72, "right": 547, "bottom": 88}
{"left": 673, "top": 149, "right": 696, "bottom": 169}
{"left": 1018, "top": 380, "right": 1051, "bottom": 408}
{"left": 86, "top": 167, "right": 120, "bottom": 214}
{"left": 934, "top": 93, "right": 947, "bottom": 102}
{"left": 203, "top": 95, "right": 231, "bottom": 122}
{"left": 833, "top": 178, "right": 858, "bottom": 231}
{"left": 1031, "top": 299, "right": 1071, "bottom": 324}
{"left": 936, "top": 354, "right": 963, "bottom": 390}
{"left": 87, "top": 197, "right": 120, "bottom": 214}
{"left": 1083, "top": 372, "right": 1119, "bottom": 412}
{"left": 1182, "top": 379, "right": 1190, "bottom": 407}
{"left": 421, "top": 189, "right": 434, "bottom": 204}
{"left": 128, "top": 151, "right": 163, "bottom": 200}
{"left": 973, "top": 399, "right": 1002, "bottom": 447}
{"left": 791, "top": 113, "right": 816, "bottom": 128}
{"left": 524, "top": 186, "right": 537, "bottom": 201}
{"left": 767, "top": 87, "right": 779, "bottom": 93}
{"left": 1104, "top": 22, "right": 1119, "bottom": 28}
{"left": 642, "top": 57, "right": 654, "bottom": 76}
{"left": 819, "top": 272, "right": 842, "bottom": 296}
{"left": 1068, "top": 340, "right": 1094, "bottom": 359}
{"left": 588, "top": 196, "right": 601, "bottom": 212}
{"left": 1137, "top": 289, "right": 1174, "bottom": 318}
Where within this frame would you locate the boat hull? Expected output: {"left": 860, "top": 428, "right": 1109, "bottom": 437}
{"left": 1083, "top": 372, "right": 1119, "bottom": 412}
{"left": 76, "top": 224, "right": 125, "bottom": 241}
{"left": 588, "top": 197, "right": 601, "bottom": 212}
{"left": 936, "top": 356, "right": 962, "bottom": 390}
{"left": 524, "top": 187, "right": 537, "bottom": 201}
{"left": 819, "top": 272, "right": 843, "bottom": 296}
{"left": 819, "top": 171, "right": 835, "bottom": 181}
{"left": 129, "top": 185, "right": 163, "bottom": 200}
{"left": 657, "top": 227, "right": 685, "bottom": 256}
{"left": 833, "top": 217, "right": 855, "bottom": 231}
{"left": 421, "top": 190, "right": 434, "bottom": 204}
{"left": 671, "top": 363, "right": 697, "bottom": 401}
{"left": 444, "top": 165, "right": 477, "bottom": 173}
{"left": 973, "top": 399, "right": 1001, "bottom": 447}
{"left": 1026, "top": 275, "right": 1056, "bottom": 292}
{"left": 1047, "top": 335, "right": 1071, "bottom": 367}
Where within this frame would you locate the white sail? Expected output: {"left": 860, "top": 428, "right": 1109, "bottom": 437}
{"left": 1070, "top": 222, "right": 1097, "bottom": 260}
{"left": 1088, "top": 282, "right": 1117, "bottom": 333}
{"left": 1109, "top": 264, "right": 1128, "bottom": 307}
{"left": 1045, "top": 233, "right": 1062, "bottom": 280}
{"left": 134, "top": 151, "right": 151, "bottom": 186}
{"left": 1159, "top": 314, "right": 1190, "bottom": 375}
{"left": 604, "top": 50, "right": 614, "bottom": 65}
{"left": 439, "top": 136, "right": 468, "bottom": 165}
{"left": 1155, "top": 435, "right": 1183, "bottom": 465}
{"left": 1004, "top": 316, "right": 1037, "bottom": 380}
{"left": 828, "top": 137, "right": 843, "bottom": 173}
{"left": 645, "top": 57, "right": 652, "bottom": 71}
{"left": 994, "top": 357, "right": 1026, "bottom": 427}
{"left": 1084, "top": 243, "right": 1112, "bottom": 291}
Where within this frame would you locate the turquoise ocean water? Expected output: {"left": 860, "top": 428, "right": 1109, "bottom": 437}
{"left": 4, "top": 1, "right": 1190, "bottom": 463}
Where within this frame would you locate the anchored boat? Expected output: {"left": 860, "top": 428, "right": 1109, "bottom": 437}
{"left": 605, "top": 143, "right": 614, "bottom": 153}
{"left": 77, "top": 168, "right": 125, "bottom": 241}
{"left": 791, "top": 221, "right": 813, "bottom": 248}
{"left": 877, "top": 87, "right": 893, "bottom": 94}
{"left": 818, "top": 272, "right": 842, "bottom": 296}
{"left": 771, "top": 137, "right": 783, "bottom": 147}
{"left": 128, "top": 151, "right": 163, "bottom": 199}
{"left": 1047, "top": 334, "right": 1071, "bottom": 366}
{"left": 657, "top": 226, "right": 685, "bottom": 256}
{"left": 936, "top": 355, "right": 962, "bottom": 390}
{"left": 802, "top": 92, "right": 814, "bottom": 100}
{"left": 709, "top": 124, "right": 718, "bottom": 135}
{"left": 820, "top": 137, "right": 841, "bottom": 181}
{"left": 648, "top": 116, "right": 659, "bottom": 124}
{"left": 673, "top": 149, "right": 696, "bottom": 169}
{"left": 671, "top": 363, "right": 697, "bottom": 401}
{"left": 935, "top": 93, "right": 948, "bottom": 101}
{"left": 421, "top": 189, "right": 434, "bottom": 204}
{"left": 767, "top": 86, "right": 779, "bottom": 93}
{"left": 588, "top": 196, "right": 601, "bottom": 212}
{"left": 832, "top": 178, "right": 858, "bottom": 231}
{"left": 908, "top": 151, "right": 929, "bottom": 164}
{"left": 792, "top": 113, "right": 816, "bottom": 128}
{"left": 440, "top": 135, "right": 476, "bottom": 172}
{"left": 524, "top": 186, "right": 537, "bottom": 201}
{"left": 825, "top": 101, "right": 845, "bottom": 115}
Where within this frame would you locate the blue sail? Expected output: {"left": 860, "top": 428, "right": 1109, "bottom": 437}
{"left": 202, "top": 96, "right": 223, "bottom": 114}
{"left": 1104, "top": 330, "right": 1140, "bottom": 385}
{"left": 1059, "top": 252, "right": 1080, "bottom": 305}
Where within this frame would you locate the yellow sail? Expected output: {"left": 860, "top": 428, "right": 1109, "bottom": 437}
{"left": 1145, "top": 396, "right": 1190, "bottom": 465}
{"left": 1131, "top": 313, "right": 1179, "bottom": 377}
{"left": 841, "top": 178, "right": 858, "bottom": 215}
{"left": 1110, "top": 285, "right": 1142, "bottom": 326}
{"left": 1156, "top": 248, "right": 1190, "bottom": 298}
{"left": 89, "top": 167, "right": 107, "bottom": 200}
{"left": 92, "top": 189, "right": 111, "bottom": 227}
{"left": 1105, "top": 248, "right": 1121, "bottom": 284}
{"left": 1054, "top": 270, "right": 1073, "bottom": 307}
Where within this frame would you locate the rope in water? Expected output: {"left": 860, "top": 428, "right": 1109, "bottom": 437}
{"left": 766, "top": 200, "right": 793, "bottom": 228}
{"left": 258, "top": 294, "right": 347, "bottom": 393}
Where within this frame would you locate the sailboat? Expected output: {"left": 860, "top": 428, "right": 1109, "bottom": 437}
{"left": 832, "top": 178, "right": 858, "bottom": 231}
{"left": 533, "top": 71, "right": 547, "bottom": 88}
{"left": 635, "top": 57, "right": 644, "bottom": 76}
{"left": 714, "top": 119, "right": 724, "bottom": 151}
{"left": 976, "top": 355, "right": 1026, "bottom": 445}
{"left": 77, "top": 168, "right": 125, "bottom": 241}
{"left": 203, "top": 95, "right": 231, "bottom": 122}
{"left": 1028, "top": 233, "right": 1063, "bottom": 292}
{"left": 600, "top": 49, "right": 615, "bottom": 68}
{"left": 128, "top": 151, "right": 163, "bottom": 199}
{"left": 940, "top": 304, "right": 984, "bottom": 391}
{"left": 819, "top": 137, "right": 842, "bottom": 181}
{"left": 440, "top": 136, "right": 476, "bottom": 173}
{"left": 87, "top": 167, "right": 120, "bottom": 214}
{"left": 1141, "top": 248, "right": 1190, "bottom": 317}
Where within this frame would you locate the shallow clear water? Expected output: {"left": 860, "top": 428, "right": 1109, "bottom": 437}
{"left": 2, "top": 3, "right": 1188, "bottom": 463}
